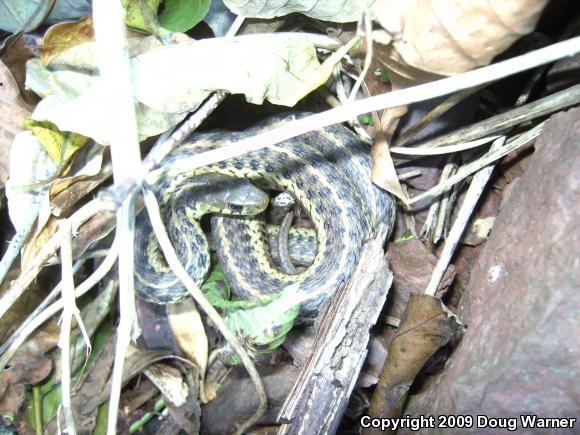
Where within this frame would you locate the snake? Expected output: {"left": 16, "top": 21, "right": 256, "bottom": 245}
{"left": 135, "top": 113, "right": 396, "bottom": 317}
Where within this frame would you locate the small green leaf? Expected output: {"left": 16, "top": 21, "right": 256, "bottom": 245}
{"left": 201, "top": 265, "right": 276, "bottom": 310}
{"left": 222, "top": 286, "right": 301, "bottom": 363}
{"left": 394, "top": 230, "right": 416, "bottom": 243}
{"left": 377, "top": 67, "right": 390, "bottom": 83}
{"left": 362, "top": 115, "right": 373, "bottom": 125}
{"left": 158, "top": 0, "right": 211, "bottom": 32}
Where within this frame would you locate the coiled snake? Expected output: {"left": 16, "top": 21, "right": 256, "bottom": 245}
{"left": 135, "top": 114, "right": 396, "bottom": 317}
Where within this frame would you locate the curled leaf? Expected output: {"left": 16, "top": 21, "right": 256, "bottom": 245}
{"left": 373, "top": 0, "right": 550, "bottom": 75}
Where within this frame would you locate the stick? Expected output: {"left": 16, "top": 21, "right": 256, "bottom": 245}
{"left": 408, "top": 83, "right": 580, "bottom": 150}
{"left": 424, "top": 137, "right": 506, "bottom": 296}
{"left": 409, "top": 123, "right": 543, "bottom": 206}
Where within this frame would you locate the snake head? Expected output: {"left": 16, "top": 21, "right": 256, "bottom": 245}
{"left": 187, "top": 173, "right": 269, "bottom": 216}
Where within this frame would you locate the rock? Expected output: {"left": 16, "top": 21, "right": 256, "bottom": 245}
{"left": 402, "top": 107, "right": 580, "bottom": 429}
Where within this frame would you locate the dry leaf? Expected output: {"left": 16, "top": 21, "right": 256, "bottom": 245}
{"left": 39, "top": 16, "right": 95, "bottom": 66}
{"left": 29, "top": 33, "right": 347, "bottom": 144}
{"left": 2, "top": 38, "right": 36, "bottom": 104}
{"left": 462, "top": 216, "right": 495, "bottom": 246}
{"left": 365, "top": 294, "right": 463, "bottom": 427}
{"left": 0, "top": 60, "right": 33, "bottom": 185}
{"left": 44, "top": 336, "right": 116, "bottom": 434}
{"left": 5, "top": 131, "right": 57, "bottom": 230}
{"left": 0, "top": 270, "right": 44, "bottom": 343}
{"left": 371, "top": 107, "right": 409, "bottom": 203}
{"left": 224, "top": 0, "right": 365, "bottom": 22}
{"left": 167, "top": 299, "right": 208, "bottom": 378}
{"left": 0, "top": 325, "right": 59, "bottom": 419}
{"left": 372, "top": 0, "right": 550, "bottom": 75}
{"left": 131, "top": 33, "right": 347, "bottom": 112}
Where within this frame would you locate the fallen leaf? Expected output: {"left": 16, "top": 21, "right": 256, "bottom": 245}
{"left": 0, "top": 325, "right": 59, "bottom": 420}
{"left": 21, "top": 215, "right": 58, "bottom": 271}
{"left": 365, "top": 294, "right": 463, "bottom": 427}
{"left": 28, "top": 33, "right": 347, "bottom": 144}
{"left": 122, "top": 0, "right": 168, "bottom": 35}
{"left": 0, "top": 0, "right": 55, "bottom": 33}
{"left": 462, "top": 216, "right": 495, "bottom": 246}
{"left": 224, "top": 0, "right": 365, "bottom": 22}
{"left": 371, "top": 107, "right": 409, "bottom": 203}
{"left": 2, "top": 37, "right": 36, "bottom": 104}
{"left": 26, "top": 38, "right": 189, "bottom": 144}
{"left": 372, "top": 0, "right": 550, "bottom": 75}
{"left": 39, "top": 16, "right": 95, "bottom": 66}
{"left": 167, "top": 299, "right": 208, "bottom": 380}
{"left": 44, "top": 335, "right": 116, "bottom": 434}
{"left": 131, "top": 33, "right": 348, "bottom": 113}
{"left": 24, "top": 118, "right": 88, "bottom": 164}
{"left": 0, "top": 269, "right": 43, "bottom": 343}
{"left": 5, "top": 131, "right": 57, "bottom": 230}
{"left": 0, "top": 59, "right": 32, "bottom": 184}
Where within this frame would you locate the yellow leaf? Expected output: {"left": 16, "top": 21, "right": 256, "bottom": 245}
{"left": 24, "top": 118, "right": 88, "bottom": 165}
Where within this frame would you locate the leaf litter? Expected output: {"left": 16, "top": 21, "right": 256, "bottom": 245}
{"left": 0, "top": 0, "right": 578, "bottom": 433}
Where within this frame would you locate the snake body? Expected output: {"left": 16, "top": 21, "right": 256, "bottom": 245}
{"left": 135, "top": 114, "right": 395, "bottom": 316}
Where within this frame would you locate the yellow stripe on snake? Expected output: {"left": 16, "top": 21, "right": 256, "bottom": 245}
{"left": 135, "top": 114, "right": 396, "bottom": 318}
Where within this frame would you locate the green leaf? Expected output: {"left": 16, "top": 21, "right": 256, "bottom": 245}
{"left": 201, "top": 265, "right": 275, "bottom": 310}
{"left": 93, "top": 401, "right": 109, "bottom": 435}
{"left": 394, "top": 230, "right": 416, "bottom": 243}
{"left": 121, "top": 0, "right": 162, "bottom": 33}
{"left": 158, "top": 0, "right": 211, "bottom": 32}
{"left": 362, "top": 115, "right": 373, "bottom": 125}
{"left": 222, "top": 285, "right": 301, "bottom": 363}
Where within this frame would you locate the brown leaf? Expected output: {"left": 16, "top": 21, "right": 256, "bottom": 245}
{"left": 39, "top": 17, "right": 95, "bottom": 66}
{"left": 0, "top": 325, "right": 59, "bottom": 418}
{"left": 0, "top": 59, "right": 32, "bottom": 185}
{"left": 0, "top": 269, "right": 43, "bottom": 342}
{"left": 371, "top": 107, "right": 409, "bottom": 204}
{"left": 45, "top": 336, "right": 116, "bottom": 434}
{"left": 2, "top": 38, "right": 36, "bottom": 106}
{"left": 365, "top": 294, "right": 463, "bottom": 428}
{"left": 21, "top": 216, "right": 58, "bottom": 272}
{"left": 373, "top": 0, "right": 550, "bottom": 75}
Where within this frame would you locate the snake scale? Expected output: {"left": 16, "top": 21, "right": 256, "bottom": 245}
{"left": 135, "top": 114, "right": 396, "bottom": 317}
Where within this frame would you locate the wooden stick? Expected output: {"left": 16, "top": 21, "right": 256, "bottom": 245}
{"left": 278, "top": 223, "right": 393, "bottom": 434}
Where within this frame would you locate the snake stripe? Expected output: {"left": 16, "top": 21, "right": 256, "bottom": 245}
{"left": 135, "top": 114, "right": 395, "bottom": 316}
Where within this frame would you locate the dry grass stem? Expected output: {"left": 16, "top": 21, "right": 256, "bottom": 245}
{"left": 410, "top": 123, "right": 544, "bottom": 206}
{"left": 424, "top": 136, "right": 506, "bottom": 296}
